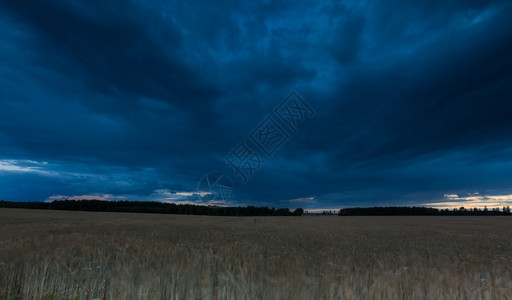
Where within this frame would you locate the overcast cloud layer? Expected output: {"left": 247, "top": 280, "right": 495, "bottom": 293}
{"left": 1, "top": 0, "right": 512, "bottom": 209}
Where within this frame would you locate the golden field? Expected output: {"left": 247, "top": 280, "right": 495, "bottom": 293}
{"left": 0, "top": 208, "right": 511, "bottom": 299}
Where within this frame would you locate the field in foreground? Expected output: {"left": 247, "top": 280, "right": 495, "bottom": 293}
{"left": 0, "top": 209, "right": 511, "bottom": 299}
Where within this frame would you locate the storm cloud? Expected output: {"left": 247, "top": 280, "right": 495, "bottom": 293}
{"left": 1, "top": 0, "right": 512, "bottom": 209}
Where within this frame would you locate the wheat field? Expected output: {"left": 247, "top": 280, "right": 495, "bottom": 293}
{"left": 0, "top": 208, "right": 511, "bottom": 299}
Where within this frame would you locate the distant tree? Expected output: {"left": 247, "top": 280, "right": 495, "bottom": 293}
{"left": 293, "top": 208, "right": 304, "bottom": 216}
{"left": 504, "top": 206, "right": 511, "bottom": 215}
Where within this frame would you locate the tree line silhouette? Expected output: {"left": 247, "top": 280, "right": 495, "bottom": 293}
{"left": 0, "top": 200, "right": 304, "bottom": 216}
{"left": 1, "top": 200, "right": 510, "bottom": 216}
{"left": 339, "top": 206, "right": 512, "bottom": 216}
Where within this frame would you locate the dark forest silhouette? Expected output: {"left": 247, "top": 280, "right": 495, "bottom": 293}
{"left": 339, "top": 206, "right": 511, "bottom": 216}
{"left": 1, "top": 200, "right": 510, "bottom": 216}
{"left": 0, "top": 200, "right": 304, "bottom": 216}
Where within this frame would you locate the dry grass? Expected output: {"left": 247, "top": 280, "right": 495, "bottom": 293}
{"left": 0, "top": 208, "right": 511, "bottom": 299}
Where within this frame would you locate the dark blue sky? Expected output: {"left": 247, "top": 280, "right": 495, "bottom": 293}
{"left": 1, "top": 0, "right": 512, "bottom": 209}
